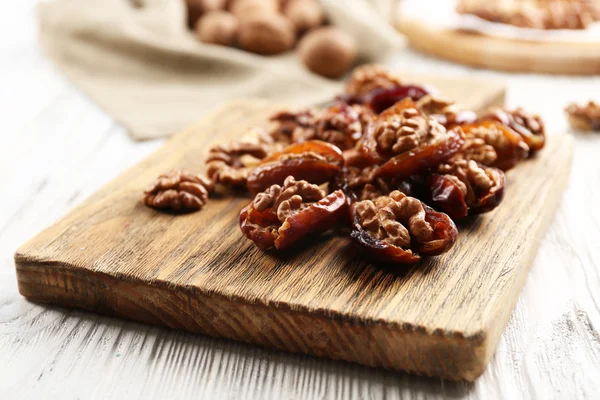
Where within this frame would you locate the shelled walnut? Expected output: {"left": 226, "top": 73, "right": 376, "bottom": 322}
{"left": 205, "top": 137, "right": 272, "bottom": 189}
{"left": 269, "top": 109, "right": 319, "bottom": 144}
{"left": 344, "top": 64, "right": 404, "bottom": 97}
{"left": 293, "top": 103, "right": 373, "bottom": 150}
{"left": 482, "top": 107, "right": 545, "bottom": 152}
{"left": 144, "top": 169, "right": 214, "bottom": 212}
{"left": 240, "top": 176, "right": 348, "bottom": 250}
{"left": 350, "top": 190, "right": 457, "bottom": 263}
{"left": 565, "top": 101, "right": 600, "bottom": 131}
{"left": 361, "top": 99, "right": 464, "bottom": 180}
{"left": 434, "top": 159, "right": 506, "bottom": 216}
{"left": 416, "top": 95, "right": 476, "bottom": 128}
{"left": 374, "top": 107, "right": 445, "bottom": 156}
{"left": 134, "top": 64, "right": 552, "bottom": 268}
{"left": 453, "top": 135, "right": 498, "bottom": 166}
{"left": 460, "top": 121, "right": 529, "bottom": 170}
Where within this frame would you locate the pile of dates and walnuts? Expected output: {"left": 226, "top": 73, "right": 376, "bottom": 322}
{"left": 144, "top": 65, "right": 546, "bottom": 265}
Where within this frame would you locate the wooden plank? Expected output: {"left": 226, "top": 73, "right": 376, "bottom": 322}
{"left": 14, "top": 99, "right": 572, "bottom": 381}
{"left": 396, "top": 18, "right": 600, "bottom": 75}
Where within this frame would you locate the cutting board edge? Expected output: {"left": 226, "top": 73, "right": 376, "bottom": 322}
{"left": 479, "top": 134, "right": 575, "bottom": 368}
{"left": 14, "top": 259, "right": 489, "bottom": 381}
{"left": 396, "top": 17, "right": 600, "bottom": 75}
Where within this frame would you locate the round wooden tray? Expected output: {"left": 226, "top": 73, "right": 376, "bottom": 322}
{"left": 396, "top": 17, "right": 600, "bottom": 75}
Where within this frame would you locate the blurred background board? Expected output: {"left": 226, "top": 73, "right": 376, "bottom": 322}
{"left": 396, "top": 18, "right": 600, "bottom": 75}
{"left": 15, "top": 98, "right": 572, "bottom": 381}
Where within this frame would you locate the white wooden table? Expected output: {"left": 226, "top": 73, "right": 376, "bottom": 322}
{"left": 1, "top": 2, "right": 600, "bottom": 399}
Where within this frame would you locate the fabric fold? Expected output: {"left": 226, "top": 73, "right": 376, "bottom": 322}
{"left": 38, "top": 0, "right": 403, "bottom": 140}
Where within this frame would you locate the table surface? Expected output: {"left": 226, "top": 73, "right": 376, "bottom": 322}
{"left": 1, "top": 2, "right": 599, "bottom": 399}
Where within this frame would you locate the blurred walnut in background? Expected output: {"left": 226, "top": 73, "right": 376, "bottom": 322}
{"left": 185, "top": 0, "right": 358, "bottom": 78}
{"left": 457, "top": 0, "right": 600, "bottom": 30}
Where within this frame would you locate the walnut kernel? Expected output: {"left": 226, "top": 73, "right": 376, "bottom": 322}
{"left": 344, "top": 64, "right": 403, "bottom": 97}
{"left": 205, "top": 137, "right": 271, "bottom": 188}
{"left": 144, "top": 169, "right": 214, "bottom": 212}
{"left": 353, "top": 190, "right": 434, "bottom": 248}
{"left": 375, "top": 107, "right": 447, "bottom": 155}
{"left": 565, "top": 101, "right": 600, "bottom": 131}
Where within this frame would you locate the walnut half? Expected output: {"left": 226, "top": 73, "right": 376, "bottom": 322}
{"left": 205, "top": 135, "right": 272, "bottom": 189}
{"left": 344, "top": 64, "right": 403, "bottom": 97}
{"left": 350, "top": 190, "right": 458, "bottom": 264}
{"left": 565, "top": 101, "right": 600, "bottom": 132}
{"left": 144, "top": 169, "right": 214, "bottom": 212}
{"left": 240, "top": 176, "right": 348, "bottom": 250}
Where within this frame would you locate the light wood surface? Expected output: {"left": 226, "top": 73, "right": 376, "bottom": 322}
{"left": 2, "top": 1, "right": 600, "bottom": 398}
{"left": 396, "top": 18, "right": 600, "bottom": 75}
{"left": 15, "top": 99, "right": 572, "bottom": 381}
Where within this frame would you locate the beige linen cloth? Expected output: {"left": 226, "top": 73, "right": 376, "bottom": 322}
{"left": 38, "top": 0, "right": 403, "bottom": 140}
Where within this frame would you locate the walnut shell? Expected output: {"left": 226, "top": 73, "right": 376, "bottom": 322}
{"left": 283, "top": 0, "right": 325, "bottom": 32}
{"left": 237, "top": 13, "right": 296, "bottom": 55}
{"left": 230, "top": 0, "right": 279, "bottom": 17}
{"left": 186, "top": 0, "right": 228, "bottom": 28}
{"left": 298, "top": 27, "right": 357, "bottom": 79}
{"left": 195, "top": 11, "right": 238, "bottom": 46}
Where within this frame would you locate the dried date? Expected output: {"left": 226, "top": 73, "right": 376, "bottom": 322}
{"left": 360, "top": 99, "right": 464, "bottom": 179}
{"left": 423, "top": 160, "right": 506, "bottom": 220}
{"left": 460, "top": 120, "right": 529, "bottom": 171}
{"left": 292, "top": 103, "right": 373, "bottom": 150}
{"left": 350, "top": 190, "right": 457, "bottom": 264}
{"left": 246, "top": 140, "right": 344, "bottom": 194}
{"left": 482, "top": 107, "right": 545, "bottom": 153}
{"left": 342, "top": 64, "right": 432, "bottom": 113}
{"left": 240, "top": 176, "right": 348, "bottom": 250}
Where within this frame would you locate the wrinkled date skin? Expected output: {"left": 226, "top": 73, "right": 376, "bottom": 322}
{"left": 349, "top": 202, "right": 457, "bottom": 264}
{"left": 239, "top": 190, "right": 348, "bottom": 250}
{"left": 365, "top": 85, "right": 432, "bottom": 114}
{"left": 332, "top": 168, "right": 414, "bottom": 203}
{"left": 422, "top": 174, "right": 469, "bottom": 221}
{"left": 423, "top": 166, "right": 506, "bottom": 220}
{"left": 338, "top": 84, "right": 432, "bottom": 114}
{"left": 460, "top": 121, "right": 528, "bottom": 171}
{"left": 247, "top": 141, "right": 344, "bottom": 194}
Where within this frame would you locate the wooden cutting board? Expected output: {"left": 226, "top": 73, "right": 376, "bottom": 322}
{"left": 397, "top": 18, "right": 600, "bottom": 75}
{"left": 15, "top": 94, "right": 572, "bottom": 381}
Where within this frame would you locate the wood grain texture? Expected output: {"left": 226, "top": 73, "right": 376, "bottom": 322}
{"left": 2, "top": 3, "right": 600, "bottom": 396}
{"left": 14, "top": 99, "right": 572, "bottom": 381}
{"left": 396, "top": 18, "right": 600, "bottom": 75}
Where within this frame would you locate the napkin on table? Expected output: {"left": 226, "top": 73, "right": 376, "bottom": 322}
{"left": 38, "top": 0, "right": 403, "bottom": 140}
